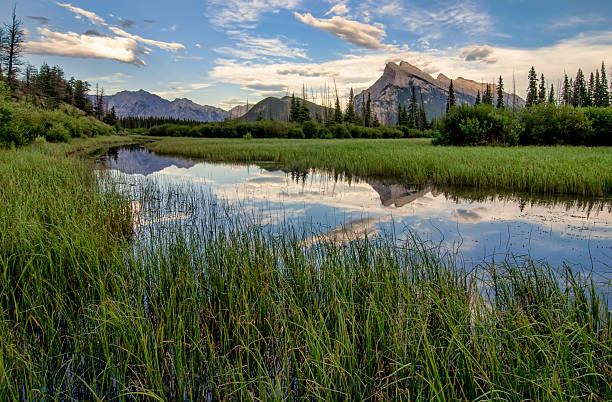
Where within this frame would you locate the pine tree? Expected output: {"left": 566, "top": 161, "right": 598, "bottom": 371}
{"left": 483, "top": 84, "right": 493, "bottom": 105}
{"left": 289, "top": 94, "right": 298, "bottom": 122}
{"left": 447, "top": 80, "right": 455, "bottom": 111}
{"left": 548, "top": 84, "right": 555, "bottom": 104}
{"left": 600, "top": 61, "right": 610, "bottom": 107}
{"left": 334, "top": 96, "right": 343, "bottom": 123}
{"left": 344, "top": 88, "right": 359, "bottom": 124}
{"left": 408, "top": 87, "right": 418, "bottom": 128}
{"left": 526, "top": 66, "right": 538, "bottom": 107}
{"left": 2, "top": 5, "right": 25, "bottom": 86}
{"left": 496, "top": 76, "right": 504, "bottom": 109}
{"left": 299, "top": 96, "right": 311, "bottom": 123}
{"left": 573, "top": 69, "right": 588, "bottom": 107}
{"left": 562, "top": 74, "right": 571, "bottom": 105}
{"left": 418, "top": 88, "right": 427, "bottom": 131}
{"left": 365, "top": 93, "right": 372, "bottom": 127}
{"left": 372, "top": 113, "right": 380, "bottom": 127}
{"left": 474, "top": 90, "right": 481, "bottom": 105}
{"left": 538, "top": 74, "right": 546, "bottom": 104}
{"left": 587, "top": 72, "right": 595, "bottom": 107}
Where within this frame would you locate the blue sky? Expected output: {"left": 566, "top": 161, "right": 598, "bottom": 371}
{"left": 4, "top": 0, "right": 612, "bottom": 109}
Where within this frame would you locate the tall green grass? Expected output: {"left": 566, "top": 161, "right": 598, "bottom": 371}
{"left": 0, "top": 142, "right": 609, "bottom": 399}
{"left": 146, "top": 138, "right": 612, "bottom": 196}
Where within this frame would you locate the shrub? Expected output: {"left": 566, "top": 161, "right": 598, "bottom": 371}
{"left": 583, "top": 107, "right": 612, "bottom": 146}
{"left": 243, "top": 132, "right": 253, "bottom": 140}
{"left": 46, "top": 124, "right": 71, "bottom": 142}
{"left": 520, "top": 104, "right": 591, "bottom": 145}
{"left": 302, "top": 121, "right": 318, "bottom": 139}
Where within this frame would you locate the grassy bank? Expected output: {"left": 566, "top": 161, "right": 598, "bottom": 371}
{"left": 146, "top": 137, "right": 612, "bottom": 196}
{"left": 0, "top": 139, "right": 610, "bottom": 399}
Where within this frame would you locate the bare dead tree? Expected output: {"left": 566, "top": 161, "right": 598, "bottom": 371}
{"left": 2, "top": 5, "right": 25, "bottom": 86}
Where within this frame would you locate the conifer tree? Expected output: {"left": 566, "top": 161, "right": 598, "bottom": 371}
{"left": 573, "top": 68, "right": 588, "bottom": 107}
{"left": 365, "top": 93, "right": 372, "bottom": 127}
{"left": 372, "top": 113, "right": 380, "bottom": 127}
{"left": 548, "top": 84, "right": 555, "bottom": 104}
{"left": 526, "top": 66, "right": 538, "bottom": 107}
{"left": 587, "top": 72, "right": 595, "bottom": 107}
{"left": 483, "top": 84, "right": 493, "bottom": 105}
{"left": 600, "top": 61, "right": 610, "bottom": 107}
{"left": 408, "top": 86, "right": 418, "bottom": 128}
{"left": 475, "top": 90, "right": 481, "bottom": 105}
{"left": 447, "top": 80, "right": 455, "bottom": 112}
{"left": 538, "top": 74, "right": 546, "bottom": 104}
{"left": 397, "top": 102, "right": 402, "bottom": 125}
{"left": 334, "top": 96, "right": 343, "bottom": 123}
{"left": 496, "top": 76, "right": 504, "bottom": 109}
{"left": 299, "top": 97, "right": 311, "bottom": 123}
{"left": 562, "top": 74, "right": 571, "bottom": 105}
{"left": 344, "top": 88, "right": 359, "bottom": 124}
{"left": 2, "top": 5, "right": 25, "bottom": 86}
{"left": 418, "top": 88, "right": 427, "bottom": 131}
{"left": 290, "top": 94, "right": 298, "bottom": 122}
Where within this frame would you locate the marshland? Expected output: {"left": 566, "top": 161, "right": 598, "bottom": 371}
{"left": 1, "top": 3, "right": 612, "bottom": 399}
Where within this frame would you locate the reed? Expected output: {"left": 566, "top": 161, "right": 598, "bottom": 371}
{"left": 145, "top": 138, "right": 612, "bottom": 197}
{"left": 0, "top": 140, "right": 609, "bottom": 399}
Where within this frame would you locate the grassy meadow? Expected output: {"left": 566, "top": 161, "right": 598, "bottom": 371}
{"left": 0, "top": 137, "right": 610, "bottom": 399}
{"left": 146, "top": 137, "right": 612, "bottom": 197}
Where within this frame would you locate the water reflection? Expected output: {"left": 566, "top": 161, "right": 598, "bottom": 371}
{"left": 98, "top": 146, "right": 612, "bottom": 278}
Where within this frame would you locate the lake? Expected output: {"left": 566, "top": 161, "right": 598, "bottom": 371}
{"left": 98, "top": 145, "right": 612, "bottom": 284}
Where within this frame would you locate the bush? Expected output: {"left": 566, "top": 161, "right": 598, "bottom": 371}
{"left": 289, "top": 126, "right": 305, "bottom": 139}
{"left": 46, "top": 124, "right": 71, "bottom": 142}
{"left": 583, "top": 107, "right": 612, "bottom": 146}
{"left": 434, "top": 105, "right": 521, "bottom": 146}
{"left": 302, "top": 121, "right": 318, "bottom": 139}
{"left": 520, "top": 104, "right": 591, "bottom": 145}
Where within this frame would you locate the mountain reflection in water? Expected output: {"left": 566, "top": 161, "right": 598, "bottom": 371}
{"left": 98, "top": 146, "right": 612, "bottom": 277}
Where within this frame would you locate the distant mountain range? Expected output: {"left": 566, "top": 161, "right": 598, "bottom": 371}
{"left": 97, "top": 90, "right": 247, "bottom": 122}
{"left": 99, "top": 62, "right": 524, "bottom": 124}
{"left": 355, "top": 61, "right": 525, "bottom": 124}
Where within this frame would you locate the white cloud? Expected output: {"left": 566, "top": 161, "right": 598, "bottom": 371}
{"left": 550, "top": 15, "right": 605, "bottom": 30}
{"left": 84, "top": 72, "right": 131, "bottom": 83}
{"left": 109, "top": 27, "right": 185, "bottom": 52}
{"left": 209, "top": 31, "right": 612, "bottom": 102}
{"left": 294, "top": 12, "right": 387, "bottom": 49}
{"left": 208, "top": 0, "right": 301, "bottom": 28}
{"left": 215, "top": 33, "right": 308, "bottom": 60}
{"left": 324, "top": 3, "right": 349, "bottom": 16}
{"left": 56, "top": 2, "right": 105, "bottom": 25}
{"left": 24, "top": 27, "right": 146, "bottom": 65}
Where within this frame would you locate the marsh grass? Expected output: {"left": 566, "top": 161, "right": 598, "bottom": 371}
{"left": 0, "top": 141, "right": 610, "bottom": 399}
{"left": 146, "top": 137, "right": 612, "bottom": 197}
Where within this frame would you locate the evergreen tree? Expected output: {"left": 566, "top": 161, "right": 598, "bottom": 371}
{"left": 104, "top": 106, "right": 118, "bottom": 126}
{"left": 483, "top": 84, "right": 493, "bottom": 105}
{"left": 289, "top": 93, "right": 299, "bottom": 122}
{"left": 372, "top": 113, "right": 380, "bottom": 127}
{"left": 587, "top": 72, "right": 595, "bottom": 107}
{"left": 408, "top": 86, "right": 418, "bottom": 128}
{"left": 299, "top": 97, "right": 311, "bottom": 123}
{"left": 447, "top": 80, "right": 455, "bottom": 111}
{"left": 418, "top": 88, "right": 427, "bottom": 131}
{"left": 573, "top": 68, "right": 588, "bottom": 107}
{"left": 538, "top": 74, "right": 546, "bottom": 104}
{"left": 548, "top": 84, "right": 555, "bottom": 104}
{"left": 496, "top": 76, "right": 504, "bottom": 109}
{"left": 600, "top": 61, "right": 610, "bottom": 107}
{"left": 1, "top": 5, "right": 25, "bottom": 86}
{"left": 333, "top": 96, "right": 343, "bottom": 123}
{"left": 365, "top": 93, "right": 372, "bottom": 127}
{"left": 344, "top": 88, "right": 359, "bottom": 124}
{"left": 73, "top": 79, "right": 92, "bottom": 113}
{"left": 256, "top": 111, "right": 264, "bottom": 121}
{"left": 526, "top": 66, "right": 538, "bottom": 107}
{"left": 475, "top": 90, "right": 481, "bottom": 105}
{"left": 562, "top": 74, "right": 571, "bottom": 105}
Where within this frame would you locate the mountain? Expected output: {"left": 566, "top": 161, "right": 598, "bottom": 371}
{"left": 355, "top": 61, "right": 525, "bottom": 124}
{"left": 242, "top": 96, "right": 331, "bottom": 122}
{"left": 228, "top": 104, "right": 254, "bottom": 119}
{"left": 99, "top": 90, "right": 229, "bottom": 122}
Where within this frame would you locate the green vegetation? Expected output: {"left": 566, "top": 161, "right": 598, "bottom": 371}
{"left": 434, "top": 104, "right": 612, "bottom": 146}
{"left": 0, "top": 139, "right": 610, "bottom": 399}
{"left": 144, "top": 119, "right": 431, "bottom": 140}
{"left": 146, "top": 137, "right": 612, "bottom": 196}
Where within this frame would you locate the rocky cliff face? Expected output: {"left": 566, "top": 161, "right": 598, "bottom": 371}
{"left": 355, "top": 61, "right": 525, "bottom": 124}
{"left": 101, "top": 90, "right": 229, "bottom": 122}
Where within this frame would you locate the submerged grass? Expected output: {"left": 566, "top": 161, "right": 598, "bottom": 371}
{"left": 0, "top": 140, "right": 610, "bottom": 399}
{"left": 146, "top": 137, "right": 612, "bottom": 197}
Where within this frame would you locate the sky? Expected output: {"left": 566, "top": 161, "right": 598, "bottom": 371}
{"left": 4, "top": 0, "right": 612, "bottom": 110}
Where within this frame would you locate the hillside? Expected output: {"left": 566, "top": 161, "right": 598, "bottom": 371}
{"left": 242, "top": 96, "right": 331, "bottom": 122}
{"left": 355, "top": 61, "right": 525, "bottom": 124}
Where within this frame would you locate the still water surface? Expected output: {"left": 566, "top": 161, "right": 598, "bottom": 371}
{"left": 99, "top": 146, "right": 612, "bottom": 281}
